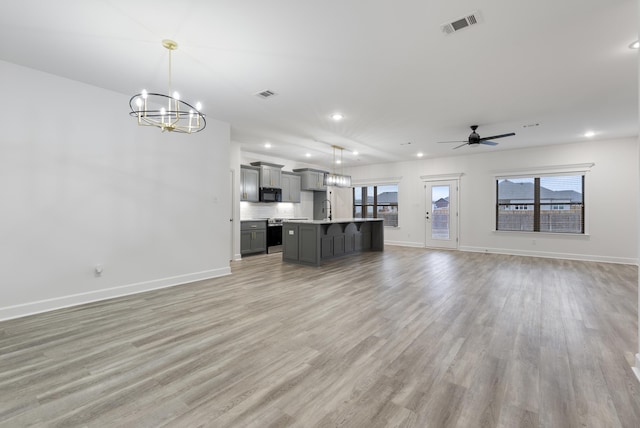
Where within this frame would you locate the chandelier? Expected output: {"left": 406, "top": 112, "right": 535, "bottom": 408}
{"left": 129, "top": 40, "right": 206, "bottom": 133}
{"left": 324, "top": 145, "right": 352, "bottom": 187}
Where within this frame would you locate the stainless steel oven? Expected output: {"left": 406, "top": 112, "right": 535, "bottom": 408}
{"left": 267, "top": 218, "right": 283, "bottom": 253}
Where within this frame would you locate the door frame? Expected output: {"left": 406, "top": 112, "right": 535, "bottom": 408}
{"left": 420, "top": 173, "right": 462, "bottom": 250}
{"left": 230, "top": 169, "right": 236, "bottom": 261}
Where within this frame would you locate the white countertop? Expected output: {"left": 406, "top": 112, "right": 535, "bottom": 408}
{"left": 283, "top": 218, "right": 384, "bottom": 225}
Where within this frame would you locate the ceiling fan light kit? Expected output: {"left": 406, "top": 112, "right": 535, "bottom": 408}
{"left": 129, "top": 40, "right": 206, "bottom": 134}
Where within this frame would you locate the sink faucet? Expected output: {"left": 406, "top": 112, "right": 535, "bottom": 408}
{"left": 323, "top": 199, "right": 332, "bottom": 221}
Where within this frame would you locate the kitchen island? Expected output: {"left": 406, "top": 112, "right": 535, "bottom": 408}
{"left": 282, "top": 218, "right": 384, "bottom": 266}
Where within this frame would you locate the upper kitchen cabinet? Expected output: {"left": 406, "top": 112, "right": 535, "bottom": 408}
{"left": 250, "top": 162, "right": 284, "bottom": 189}
{"left": 293, "top": 168, "right": 328, "bottom": 191}
{"left": 281, "top": 172, "right": 301, "bottom": 203}
{"left": 240, "top": 165, "right": 260, "bottom": 202}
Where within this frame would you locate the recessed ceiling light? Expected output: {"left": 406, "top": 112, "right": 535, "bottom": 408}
{"left": 584, "top": 131, "right": 595, "bottom": 138}
{"left": 331, "top": 113, "right": 343, "bottom": 121}
{"left": 629, "top": 40, "right": 639, "bottom": 49}
{"left": 417, "top": 152, "right": 424, "bottom": 158}
{"left": 352, "top": 151, "right": 359, "bottom": 156}
{"left": 336, "top": 159, "right": 342, "bottom": 164}
{"left": 305, "top": 153, "right": 311, "bottom": 157}
{"left": 264, "top": 142, "right": 272, "bottom": 148}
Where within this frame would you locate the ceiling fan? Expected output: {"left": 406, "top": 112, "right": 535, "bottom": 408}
{"left": 438, "top": 125, "right": 515, "bottom": 149}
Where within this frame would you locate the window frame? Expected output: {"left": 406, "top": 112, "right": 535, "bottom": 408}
{"left": 495, "top": 173, "right": 587, "bottom": 235}
{"left": 353, "top": 184, "right": 399, "bottom": 227}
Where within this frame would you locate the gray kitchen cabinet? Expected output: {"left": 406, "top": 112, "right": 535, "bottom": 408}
{"left": 241, "top": 220, "right": 267, "bottom": 255}
{"left": 240, "top": 166, "right": 260, "bottom": 202}
{"left": 281, "top": 172, "right": 301, "bottom": 203}
{"left": 250, "top": 162, "right": 283, "bottom": 188}
{"left": 292, "top": 168, "right": 327, "bottom": 191}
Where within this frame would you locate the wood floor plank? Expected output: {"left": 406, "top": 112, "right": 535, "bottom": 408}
{"left": 0, "top": 247, "right": 638, "bottom": 427}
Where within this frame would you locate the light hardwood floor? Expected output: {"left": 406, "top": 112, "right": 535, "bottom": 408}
{"left": 1, "top": 247, "right": 639, "bottom": 427}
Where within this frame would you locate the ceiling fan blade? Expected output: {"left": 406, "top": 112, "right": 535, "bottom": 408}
{"left": 478, "top": 132, "right": 515, "bottom": 141}
{"left": 437, "top": 140, "right": 467, "bottom": 144}
{"left": 480, "top": 140, "right": 499, "bottom": 146}
{"left": 452, "top": 142, "right": 469, "bottom": 149}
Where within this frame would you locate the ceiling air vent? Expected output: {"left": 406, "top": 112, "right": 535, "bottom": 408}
{"left": 255, "top": 89, "right": 278, "bottom": 99}
{"left": 441, "top": 11, "right": 483, "bottom": 35}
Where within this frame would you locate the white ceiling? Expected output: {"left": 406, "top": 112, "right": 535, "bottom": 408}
{"left": 0, "top": 0, "right": 637, "bottom": 169}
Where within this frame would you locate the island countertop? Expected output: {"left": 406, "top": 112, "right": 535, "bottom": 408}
{"left": 283, "top": 218, "right": 384, "bottom": 225}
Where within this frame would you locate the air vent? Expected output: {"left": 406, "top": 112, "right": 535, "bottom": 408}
{"left": 441, "top": 11, "right": 483, "bottom": 35}
{"left": 255, "top": 89, "right": 278, "bottom": 99}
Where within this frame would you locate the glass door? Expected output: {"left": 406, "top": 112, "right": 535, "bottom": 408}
{"left": 425, "top": 180, "right": 458, "bottom": 249}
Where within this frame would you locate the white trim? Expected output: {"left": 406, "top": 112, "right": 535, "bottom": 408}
{"left": 492, "top": 230, "right": 591, "bottom": 239}
{"left": 634, "top": 354, "right": 640, "bottom": 383}
{"left": 385, "top": 240, "right": 425, "bottom": 248}
{"left": 420, "top": 173, "right": 463, "bottom": 182}
{"left": 352, "top": 176, "right": 402, "bottom": 186}
{"left": 492, "top": 162, "right": 594, "bottom": 178}
{"left": 459, "top": 246, "right": 636, "bottom": 265}
{"left": 0, "top": 267, "right": 231, "bottom": 321}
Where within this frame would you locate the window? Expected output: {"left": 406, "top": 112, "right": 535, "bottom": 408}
{"left": 496, "top": 175, "right": 584, "bottom": 233}
{"left": 353, "top": 184, "right": 398, "bottom": 227}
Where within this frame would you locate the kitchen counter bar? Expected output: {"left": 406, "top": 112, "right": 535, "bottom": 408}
{"left": 282, "top": 219, "right": 384, "bottom": 266}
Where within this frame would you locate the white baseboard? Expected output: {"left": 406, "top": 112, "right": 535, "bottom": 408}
{"left": 385, "top": 241, "right": 637, "bottom": 265}
{"left": 385, "top": 240, "right": 424, "bottom": 248}
{"left": 0, "top": 267, "right": 231, "bottom": 321}
{"left": 459, "top": 246, "right": 637, "bottom": 265}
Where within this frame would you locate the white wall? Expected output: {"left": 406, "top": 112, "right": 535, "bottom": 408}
{"left": 0, "top": 60, "right": 232, "bottom": 320}
{"left": 347, "top": 137, "right": 638, "bottom": 264}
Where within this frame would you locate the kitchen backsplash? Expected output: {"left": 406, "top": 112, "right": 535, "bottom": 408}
{"left": 241, "top": 193, "right": 313, "bottom": 219}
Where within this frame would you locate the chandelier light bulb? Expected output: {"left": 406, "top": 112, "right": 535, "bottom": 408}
{"left": 141, "top": 89, "right": 148, "bottom": 99}
{"left": 173, "top": 91, "right": 180, "bottom": 100}
{"left": 136, "top": 98, "right": 142, "bottom": 107}
{"left": 196, "top": 102, "right": 202, "bottom": 111}
{"left": 160, "top": 107, "right": 166, "bottom": 115}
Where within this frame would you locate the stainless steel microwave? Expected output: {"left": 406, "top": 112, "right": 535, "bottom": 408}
{"left": 259, "top": 187, "right": 282, "bottom": 202}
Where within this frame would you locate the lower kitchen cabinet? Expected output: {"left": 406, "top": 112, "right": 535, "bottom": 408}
{"left": 241, "top": 221, "right": 267, "bottom": 255}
